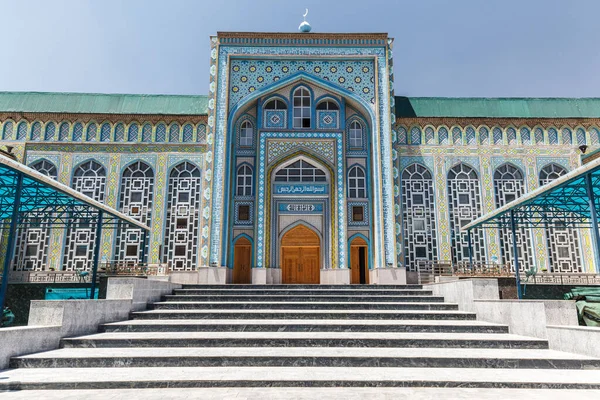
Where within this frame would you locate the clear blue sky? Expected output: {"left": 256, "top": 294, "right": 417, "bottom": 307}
{"left": 1, "top": 0, "right": 599, "bottom": 97}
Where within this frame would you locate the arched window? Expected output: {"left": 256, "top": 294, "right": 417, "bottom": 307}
{"left": 100, "top": 123, "right": 111, "bottom": 142}
{"left": 163, "top": 162, "right": 202, "bottom": 271}
{"left": 2, "top": 121, "right": 14, "bottom": 140}
{"left": 128, "top": 123, "right": 139, "bottom": 142}
{"left": 72, "top": 122, "right": 84, "bottom": 142}
{"left": 239, "top": 121, "right": 253, "bottom": 147}
{"left": 447, "top": 163, "right": 486, "bottom": 264}
{"left": 63, "top": 161, "right": 106, "bottom": 271}
{"left": 169, "top": 124, "right": 180, "bottom": 142}
{"left": 44, "top": 122, "right": 56, "bottom": 141}
{"left": 14, "top": 159, "right": 57, "bottom": 271}
{"left": 275, "top": 160, "right": 326, "bottom": 182}
{"left": 116, "top": 161, "right": 154, "bottom": 261}
{"left": 58, "top": 122, "right": 70, "bottom": 141}
{"left": 349, "top": 121, "right": 363, "bottom": 149}
{"left": 114, "top": 123, "right": 125, "bottom": 142}
{"left": 348, "top": 166, "right": 366, "bottom": 198}
{"left": 264, "top": 99, "right": 287, "bottom": 110}
{"left": 539, "top": 164, "right": 582, "bottom": 272}
{"left": 401, "top": 164, "right": 437, "bottom": 270}
{"left": 16, "top": 122, "right": 27, "bottom": 140}
{"left": 494, "top": 164, "right": 534, "bottom": 272}
{"left": 316, "top": 100, "right": 339, "bottom": 110}
{"left": 86, "top": 123, "right": 97, "bottom": 141}
{"left": 142, "top": 124, "right": 152, "bottom": 142}
{"left": 236, "top": 165, "right": 253, "bottom": 196}
{"left": 293, "top": 87, "right": 311, "bottom": 128}
{"left": 30, "top": 122, "right": 42, "bottom": 141}
{"left": 155, "top": 123, "right": 166, "bottom": 142}
{"left": 182, "top": 124, "right": 193, "bottom": 142}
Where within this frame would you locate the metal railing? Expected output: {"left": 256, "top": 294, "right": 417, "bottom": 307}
{"left": 100, "top": 261, "right": 170, "bottom": 277}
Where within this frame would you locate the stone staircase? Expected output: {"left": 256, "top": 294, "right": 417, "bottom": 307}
{"left": 3, "top": 284, "right": 600, "bottom": 392}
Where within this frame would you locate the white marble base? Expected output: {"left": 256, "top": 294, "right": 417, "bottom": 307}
{"left": 251, "top": 268, "right": 267, "bottom": 284}
{"left": 197, "top": 267, "right": 227, "bottom": 284}
{"left": 266, "top": 268, "right": 282, "bottom": 284}
{"left": 368, "top": 267, "right": 407, "bottom": 285}
{"left": 320, "top": 269, "right": 351, "bottom": 284}
{"left": 168, "top": 272, "right": 201, "bottom": 285}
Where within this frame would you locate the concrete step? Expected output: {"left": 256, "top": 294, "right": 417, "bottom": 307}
{"left": 163, "top": 295, "right": 444, "bottom": 303}
{"left": 59, "top": 332, "right": 548, "bottom": 349}
{"left": 11, "top": 347, "right": 597, "bottom": 369}
{"left": 147, "top": 301, "right": 458, "bottom": 311}
{"left": 100, "top": 319, "right": 509, "bottom": 333}
{"left": 130, "top": 309, "right": 477, "bottom": 320}
{"left": 2, "top": 366, "right": 600, "bottom": 390}
{"left": 3, "top": 388, "right": 600, "bottom": 400}
{"left": 179, "top": 284, "right": 423, "bottom": 290}
{"left": 172, "top": 289, "right": 434, "bottom": 296}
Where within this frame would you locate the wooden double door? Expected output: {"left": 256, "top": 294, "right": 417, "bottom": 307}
{"left": 281, "top": 225, "right": 320, "bottom": 284}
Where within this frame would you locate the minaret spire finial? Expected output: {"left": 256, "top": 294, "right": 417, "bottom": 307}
{"left": 299, "top": 8, "right": 312, "bottom": 33}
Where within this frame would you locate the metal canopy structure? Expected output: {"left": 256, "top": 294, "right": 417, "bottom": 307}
{"left": 463, "top": 156, "right": 600, "bottom": 299}
{"left": 0, "top": 153, "right": 150, "bottom": 311}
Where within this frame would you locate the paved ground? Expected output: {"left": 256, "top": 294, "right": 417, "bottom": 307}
{"left": 2, "top": 387, "right": 600, "bottom": 399}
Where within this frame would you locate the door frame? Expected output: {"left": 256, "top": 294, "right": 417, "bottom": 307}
{"left": 348, "top": 233, "right": 371, "bottom": 284}
{"left": 279, "top": 222, "right": 322, "bottom": 284}
{"left": 231, "top": 234, "right": 253, "bottom": 283}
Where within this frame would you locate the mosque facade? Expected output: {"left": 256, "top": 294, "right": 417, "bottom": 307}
{"left": 0, "top": 31, "right": 598, "bottom": 284}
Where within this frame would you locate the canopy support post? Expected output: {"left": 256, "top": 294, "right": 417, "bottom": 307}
{"left": 510, "top": 210, "right": 522, "bottom": 299}
{"left": 140, "top": 229, "right": 148, "bottom": 265}
{"left": 585, "top": 172, "right": 600, "bottom": 273}
{"left": 467, "top": 229, "right": 474, "bottom": 270}
{"left": 0, "top": 172, "right": 23, "bottom": 314}
{"left": 89, "top": 211, "right": 103, "bottom": 300}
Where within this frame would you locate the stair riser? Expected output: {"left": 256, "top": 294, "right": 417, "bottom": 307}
{"left": 4, "top": 380, "right": 597, "bottom": 390}
{"left": 100, "top": 324, "right": 508, "bottom": 333}
{"left": 148, "top": 303, "right": 459, "bottom": 311}
{"left": 60, "top": 338, "right": 548, "bottom": 349}
{"left": 11, "top": 357, "right": 597, "bottom": 369}
{"left": 172, "top": 290, "right": 433, "bottom": 296}
{"left": 131, "top": 312, "right": 476, "bottom": 320}
{"left": 180, "top": 285, "right": 423, "bottom": 289}
{"left": 163, "top": 296, "right": 444, "bottom": 302}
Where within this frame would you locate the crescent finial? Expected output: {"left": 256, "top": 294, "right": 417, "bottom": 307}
{"left": 303, "top": 8, "right": 309, "bottom": 20}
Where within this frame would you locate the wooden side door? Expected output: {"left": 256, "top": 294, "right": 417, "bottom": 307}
{"left": 350, "top": 246, "right": 360, "bottom": 284}
{"left": 350, "top": 237, "right": 368, "bottom": 284}
{"left": 233, "top": 238, "right": 252, "bottom": 284}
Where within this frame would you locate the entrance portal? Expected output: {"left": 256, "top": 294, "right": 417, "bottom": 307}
{"left": 233, "top": 237, "right": 252, "bottom": 284}
{"left": 280, "top": 225, "right": 320, "bottom": 284}
{"left": 350, "top": 237, "right": 369, "bottom": 284}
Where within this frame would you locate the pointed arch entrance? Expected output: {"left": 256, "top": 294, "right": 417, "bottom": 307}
{"left": 280, "top": 224, "right": 320, "bottom": 284}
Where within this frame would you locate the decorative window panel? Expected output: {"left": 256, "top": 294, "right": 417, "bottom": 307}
{"left": 452, "top": 127, "right": 462, "bottom": 145}
{"left": 163, "top": 162, "right": 202, "bottom": 271}
{"left": 59, "top": 122, "right": 70, "bottom": 141}
{"left": 494, "top": 164, "right": 534, "bottom": 272}
{"left": 86, "top": 123, "right": 97, "bottom": 141}
{"left": 114, "top": 123, "right": 125, "bottom": 142}
{"left": 539, "top": 164, "right": 582, "bottom": 273}
{"left": 591, "top": 128, "right": 600, "bottom": 145}
{"left": 492, "top": 127, "right": 503, "bottom": 145}
{"left": 30, "top": 122, "right": 41, "bottom": 141}
{"left": 534, "top": 127, "right": 544, "bottom": 144}
{"left": 128, "top": 123, "right": 139, "bottom": 142}
{"left": 182, "top": 124, "right": 193, "bottom": 142}
{"left": 447, "top": 163, "right": 486, "bottom": 265}
{"left": 72, "top": 123, "right": 83, "bottom": 142}
{"left": 115, "top": 161, "right": 154, "bottom": 262}
{"left": 438, "top": 127, "right": 448, "bottom": 145}
{"left": 410, "top": 127, "right": 422, "bottom": 145}
{"left": 142, "top": 124, "right": 152, "bottom": 142}
{"left": 264, "top": 110, "right": 287, "bottom": 129}
{"left": 425, "top": 127, "right": 435, "bottom": 144}
{"left": 548, "top": 128, "right": 558, "bottom": 144}
{"left": 3, "top": 121, "right": 14, "bottom": 140}
{"left": 317, "top": 110, "right": 339, "bottom": 129}
{"left": 234, "top": 201, "right": 254, "bottom": 225}
{"left": 169, "top": 124, "right": 180, "bottom": 142}
{"left": 402, "top": 164, "right": 437, "bottom": 271}
{"left": 100, "top": 123, "right": 111, "bottom": 142}
{"left": 478, "top": 127, "right": 489, "bottom": 145}
{"left": 562, "top": 128, "right": 572, "bottom": 145}
{"left": 465, "top": 127, "right": 475, "bottom": 145}
{"left": 197, "top": 124, "right": 207, "bottom": 143}
{"left": 576, "top": 128, "right": 586, "bottom": 145}
{"left": 155, "top": 124, "right": 166, "bottom": 142}
{"left": 397, "top": 126, "right": 407, "bottom": 145}
{"left": 17, "top": 122, "right": 27, "bottom": 140}
{"left": 63, "top": 161, "right": 106, "bottom": 271}
{"left": 347, "top": 201, "right": 369, "bottom": 226}
{"left": 507, "top": 127, "right": 516, "bottom": 145}
{"left": 520, "top": 127, "right": 531, "bottom": 145}
{"left": 13, "top": 160, "right": 58, "bottom": 271}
